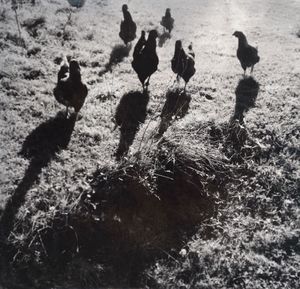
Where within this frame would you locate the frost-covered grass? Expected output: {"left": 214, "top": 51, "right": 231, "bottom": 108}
{"left": 0, "top": 0, "right": 299, "bottom": 288}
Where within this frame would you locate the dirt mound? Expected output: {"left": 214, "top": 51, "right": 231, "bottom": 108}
{"left": 2, "top": 142, "right": 237, "bottom": 288}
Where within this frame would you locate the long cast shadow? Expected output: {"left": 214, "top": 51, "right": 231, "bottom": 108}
{"left": 114, "top": 90, "right": 149, "bottom": 160}
{"left": 0, "top": 113, "right": 76, "bottom": 242}
{"left": 158, "top": 31, "right": 171, "bottom": 47}
{"left": 99, "top": 44, "right": 131, "bottom": 77}
{"left": 232, "top": 76, "right": 259, "bottom": 124}
{"left": 225, "top": 77, "right": 260, "bottom": 155}
{"left": 157, "top": 88, "right": 191, "bottom": 137}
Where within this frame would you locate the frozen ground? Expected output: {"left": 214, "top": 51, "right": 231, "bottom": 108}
{"left": 0, "top": 0, "right": 299, "bottom": 288}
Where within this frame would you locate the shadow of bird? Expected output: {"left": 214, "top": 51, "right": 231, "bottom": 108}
{"left": 157, "top": 88, "right": 191, "bottom": 137}
{"left": 113, "top": 90, "right": 149, "bottom": 159}
{"left": 0, "top": 112, "right": 75, "bottom": 244}
{"left": 171, "top": 40, "right": 196, "bottom": 91}
{"left": 233, "top": 76, "right": 259, "bottom": 124}
{"left": 119, "top": 4, "right": 137, "bottom": 46}
{"left": 158, "top": 31, "right": 171, "bottom": 48}
{"left": 53, "top": 59, "right": 88, "bottom": 119}
{"left": 160, "top": 8, "right": 174, "bottom": 33}
{"left": 233, "top": 31, "right": 260, "bottom": 76}
{"left": 132, "top": 30, "right": 159, "bottom": 91}
{"left": 99, "top": 44, "right": 132, "bottom": 76}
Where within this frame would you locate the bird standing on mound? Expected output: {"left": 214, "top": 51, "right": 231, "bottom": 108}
{"left": 171, "top": 40, "right": 196, "bottom": 91}
{"left": 53, "top": 59, "right": 88, "bottom": 119}
{"left": 233, "top": 31, "right": 260, "bottom": 75}
{"left": 160, "top": 8, "right": 174, "bottom": 33}
{"left": 119, "top": 4, "right": 137, "bottom": 46}
{"left": 132, "top": 30, "right": 159, "bottom": 91}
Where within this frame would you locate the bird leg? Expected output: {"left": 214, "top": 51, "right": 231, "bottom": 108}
{"left": 184, "top": 82, "right": 187, "bottom": 92}
{"left": 74, "top": 108, "right": 83, "bottom": 121}
{"left": 250, "top": 65, "right": 254, "bottom": 74}
{"left": 65, "top": 106, "right": 69, "bottom": 118}
{"left": 143, "top": 78, "right": 151, "bottom": 93}
{"left": 146, "top": 76, "right": 151, "bottom": 88}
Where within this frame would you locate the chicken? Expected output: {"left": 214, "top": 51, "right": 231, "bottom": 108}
{"left": 119, "top": 4, "right": 137, "bottom": 46}
{"left": 53, "top": 59, "right": 88, "bottom": 118}
{"left": 171, "top": 40, "right": 196, "bottom": 90}
{"left": 233, "top": 31, "right": 260, "bottom": 75}
{"left": 160, "top": 8, "right": 174, "bottom": 33}
{"left": 133, "top": 30, "right": 146, "bottom": 59}
{"left": 132, "top": 30, "right": 159, "bottom": 90}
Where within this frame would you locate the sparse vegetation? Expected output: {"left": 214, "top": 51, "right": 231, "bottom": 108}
{"left": 11, "top": 0, "right": 26, "bottom": 47}
{"left": 22, "top": 16, "right": 45, "bottom": 37}
{"left": 0, "top": 0, "right": 299, "bottom": 288}
{"left": 0, "top": 8, "right": 7, "bottom": 22}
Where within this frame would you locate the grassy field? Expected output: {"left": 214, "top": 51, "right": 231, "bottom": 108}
{"left": 0, "top": 0, "right": 299, "bottom": 288}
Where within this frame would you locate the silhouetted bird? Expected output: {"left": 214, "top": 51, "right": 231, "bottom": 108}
{"left": 119, "top": 4, "right": 137, "bottom": 46}
{"left": 233, "top": 31, "right": 260, "bottom": 75}
{"left": 160, "top": 8, "right": 174, "bottom": 33}
{"left": 132, "top": 30, "right": 159, "bottom": 90}
{"left": 53, "top": 59, "right": 88, "bottom": 118}
{"left": 133, "top": 30, "right": 146, "bottom": 59}
{"left": 171, "top": 40, "right": 196, "bottom": 90}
